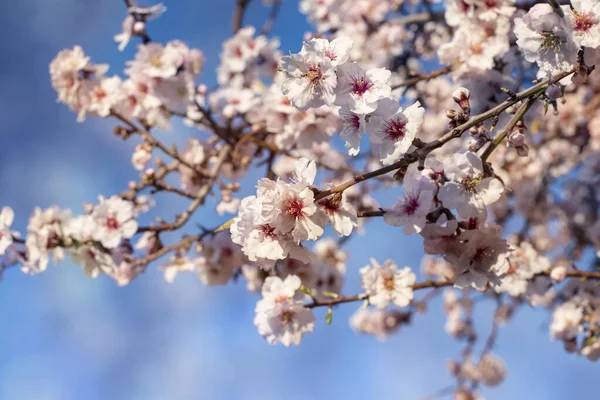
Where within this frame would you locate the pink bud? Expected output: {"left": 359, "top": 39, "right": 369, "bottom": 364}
{"left": 452, "top": 87, "right": 471, "bottom": 114}
{"left": 452, "top": 87, "right": 470, "bottom": 103}
{"left": 510, "top": 132, "right": 526, "bottom": 147}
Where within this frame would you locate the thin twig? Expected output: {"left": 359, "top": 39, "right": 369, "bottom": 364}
{"left": 391, "top": 65, "right": 454, "bottom": 90}
{"left": 139, "top": 145, "right": 231, "bottom": 233}
{"left": 232, "top": 0, "right": 252, "bottom": 32}
{"left": 260, "top": 0, "right": 282, "bottom": 35}
{"left": 480, "top": 92, "right": 542, "bottom": 161}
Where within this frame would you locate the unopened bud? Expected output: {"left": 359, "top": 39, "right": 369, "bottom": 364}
{"left": 196, "top": 84, "right": 208, "bottom": 95}
{"left": 550, "top": 265, "right": 567, "bottom": 282}
{"left": 446, "top": 109, "right": 461, "bottom": 120}
{"left": 509, "top": 131, "right": 526, "bottom": 147}
{"left": 452, "top": 87, "right": 471, "bottom": 114}
{"left": 545, "top": 84, "right": 562, "bottom": 101}
{"left": 133, "top": 21, "right": 146, "bottom": 35}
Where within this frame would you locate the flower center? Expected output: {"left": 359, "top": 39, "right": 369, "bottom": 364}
{"left": 573, "top": 11, "right": 595, "bottom": 33}
{"left": 383, "top": 276, "right": 395, "bottom": 291}
{"left": 350, "top": 113, "right": 361, "bottom": 130}
{"left": 472, "top": 245, "right": 494, "bottom": 266}
{"left": 106, "top": 216, "right": 120, "bottom": 230}
{"left": 259, "top": 224, "right": 277, "bottom": 239}
{"left": 402, "top": 196, "right": 420, "bottom": 216}
{"left": 539, "top": 31, "right": 564, "bottom": 54}
{"left": 319, "top": 198, "right": 339, "bottom": 215}
{"left": 285, "top": 198, "right": 305, "bottom": 219}
{"left": 351, "top": 76, "right": 372, "bottom": 96}
{"left": 384, "top": 118, "right": 408, "bottom": 141}
{"left": 151, "top": 55, "right": 163, "bottom": 68}
{"left": 280, "top": 310, "right": 295, "bottom": 325}
{"left": 94, "top": 86, "right": 107, "bottom": 100}
{"left": 461, "top": 175, "right": 482, "bottom": 193}
{"left": 305, "top": 65, "right": 323, "bottom": 85}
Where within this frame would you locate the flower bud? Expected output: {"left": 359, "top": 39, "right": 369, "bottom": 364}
{"left": 133, "top": 21, "right": 146, "bottom": 35}
{"left": 509, "top": 131, "right": 526, "bottom": 147}
{"left": 446, "top": 109, "right": 461, "bottom": 120}
{"left": 452, "top": 87, "right": 471, "bottom": 114}
{"left": 550, "top": 265, "right": 567, "bottom": 282}
{"left": 544, "top": 84, "right": 562, "bottom": 101}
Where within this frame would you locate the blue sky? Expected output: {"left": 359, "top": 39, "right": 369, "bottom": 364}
{"left": 0, "top": 1, "right": 597, "bottom": 399}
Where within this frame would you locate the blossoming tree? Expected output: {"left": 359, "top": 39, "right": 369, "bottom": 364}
{"left": 4, "top": 0, "right": 600, "bottom": 396}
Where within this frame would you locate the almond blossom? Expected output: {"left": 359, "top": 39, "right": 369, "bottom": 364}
{"left": 367, "top": 98, "right": 425, "bottom": 165}
{"left": 360, "top": 258, "right": 416, "bottom": 308}
{"left": 279, "top": 39, "right": 338, "bottom": 110}
{"left": 453, "top": 223, "right": 511, "bottom": 289}
{"left": 438, "top": 152, "right": 504, "bottom": 219}
{"left": 335, "top": 62, "right": 391, "bottom": 114}
{"left": 254, "top": 275, "right": 316, "bottom": 346}
{"left": 564, "top": 0, "right": 600, "bottom": 49}
{"left": 383, "top": 173, "right": 435, "bottom": 235}
{"left": 91, "top": 196, "right": 139, "bottom": 249}
{"left": 514, "top": 4, "right": 579, "bottom": 74}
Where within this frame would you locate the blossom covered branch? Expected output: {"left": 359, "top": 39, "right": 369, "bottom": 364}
{"left": 3, "top": 0, "right": 600, "bottom": 397}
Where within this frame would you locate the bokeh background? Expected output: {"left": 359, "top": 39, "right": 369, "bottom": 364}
{"left": 0, "top": 1, "right": 597, "bottom": 399}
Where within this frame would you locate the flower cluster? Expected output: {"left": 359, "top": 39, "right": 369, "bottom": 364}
{"left": 279, "top": 37, "right": 425, "bottom": 164}
{"left": 5, "top": 0, "right": 600, "bottom": 396}
{"left": 232, "top": 158, "right": 357, "bottom": 268}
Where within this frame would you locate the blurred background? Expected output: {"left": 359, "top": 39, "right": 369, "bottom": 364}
{"left": 0, "top": 1, "right": 597, "bottom": 399}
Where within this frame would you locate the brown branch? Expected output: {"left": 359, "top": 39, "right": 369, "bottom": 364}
{"left": 139, "top": 145, "right": 231, "bottom": 233}
{"left": 111, "top": 111, "right": 199, "bottom": 172}
{"left": 304, "top": 268, "right": 600, "bottom": 310}
{"left": 260, "top": 0, "right": 281, "bottom": 35}
{"left": 391, "top": 65, "right": 454, "bottom": 90}
{"left": 305, "top": 279, "right": 454, "bottom": 309}
{"left": 358, "top": 209, "right": 386, "bottom": 218}
{"left": 232, "top": 0, "right": 252, "bottom": 33}
{"left": 480, "top": 92, "right": 542, "bottom": 161}
{"left": 547, "top": 0, "right": 565, "bottom": 17}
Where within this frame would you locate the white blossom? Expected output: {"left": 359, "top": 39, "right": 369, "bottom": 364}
{"left": 254, "top": 275, "right": 316, "bottom": 346}
{"left": 91, "top": 196, "right": 138, "bottom": 249}
{"left": 360, "top": 259, "right": 416, "bottom": 308}
{"left": 438, "top": 152, "right": 504, "bottom": 219}
{"left": 335, "top": 62, "right": 391, "bottom": 114}
{"left": 367, "top": 99, "right": 425, "bottom": 165}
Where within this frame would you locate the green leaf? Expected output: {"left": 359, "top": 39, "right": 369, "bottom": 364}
{"left": 326, "top": 307, "right": 333, "bottom": 325}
